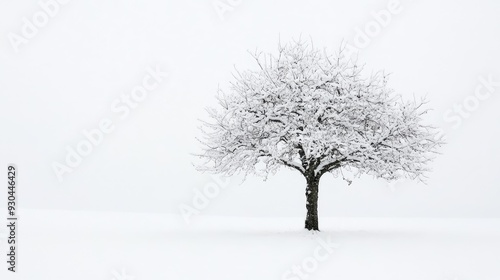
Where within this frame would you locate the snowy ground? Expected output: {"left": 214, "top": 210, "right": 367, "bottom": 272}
{"left": 1, "top": 209, "right": 499, "bottom": 280}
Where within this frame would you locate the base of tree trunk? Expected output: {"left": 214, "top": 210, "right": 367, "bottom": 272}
{"left": 304, "top": 175, "right": 320, "bottom": 231}
{"left": 305, "top": 217, "right": 319, "bottom": 231}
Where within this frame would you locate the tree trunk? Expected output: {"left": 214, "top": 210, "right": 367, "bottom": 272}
{"left": 305, "top": 175, "right": 320, "bottom": 231}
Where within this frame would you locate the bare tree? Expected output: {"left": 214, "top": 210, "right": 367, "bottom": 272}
{"left": 197, "top": 40, "right": 443, "bottom": 231}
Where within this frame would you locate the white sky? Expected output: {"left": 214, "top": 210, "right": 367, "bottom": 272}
{"left": 1, "top": 0, "right": 499, "bottom": 218}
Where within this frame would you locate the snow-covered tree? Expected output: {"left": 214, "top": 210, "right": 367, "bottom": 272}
{"left": 197, "top": 40, "right": 443, "bottom": 231}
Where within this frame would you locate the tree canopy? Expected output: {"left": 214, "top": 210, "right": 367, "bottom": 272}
{"left": 197, "top": 41, "right": 443, "bottom": 184}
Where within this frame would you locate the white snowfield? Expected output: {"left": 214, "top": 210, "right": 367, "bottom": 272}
{"left": 1, "top": 209, "right": 499, "bottom": 280}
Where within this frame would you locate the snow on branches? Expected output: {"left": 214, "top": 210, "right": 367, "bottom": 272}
{"left": 197, "top": 40, "right": 443, "bottom": 182}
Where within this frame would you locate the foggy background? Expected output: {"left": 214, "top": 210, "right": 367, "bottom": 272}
{"left": 1, "top": 0, "right": 499, "bottom": 218}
